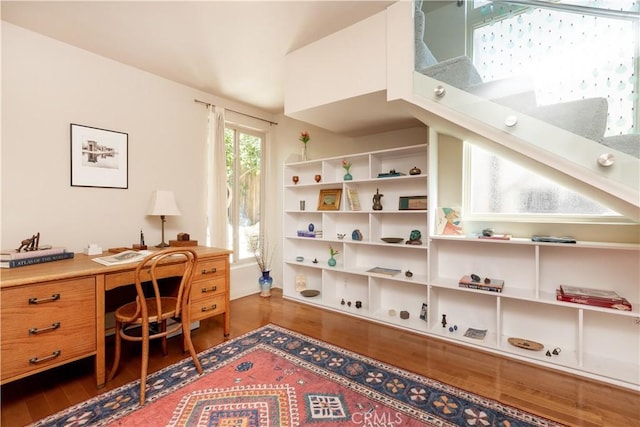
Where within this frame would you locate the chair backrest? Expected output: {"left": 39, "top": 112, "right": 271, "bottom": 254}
{"left": 130, "top": 248, "right": 198, "bottom": 325}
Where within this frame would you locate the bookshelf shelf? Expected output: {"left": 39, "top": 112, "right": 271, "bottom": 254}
{"left": 283, "top": 143, "right": 639, "bottom": 390}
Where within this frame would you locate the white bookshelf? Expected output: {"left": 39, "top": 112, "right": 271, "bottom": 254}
{"left": 282, "top": 144, "right": 640, "bottom": 390}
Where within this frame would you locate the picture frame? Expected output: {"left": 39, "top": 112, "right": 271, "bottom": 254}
{"left": 436, "top": 206, "right": 463, "bottom": 235}
{"left": 399, "top": 195, "right": 427, "bottom": 210}
{"left": 70, "top": 123, "right": 128, "bottom": 189}
{"left": 317, "top": 188, "right": 342, "bottom": 211}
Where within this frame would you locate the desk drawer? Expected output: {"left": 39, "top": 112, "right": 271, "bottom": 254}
{"left": 1, "top": 277, "right": 96, "bottom": 382}
{"left": 190, "top": 294, "right": 226, "bottom": 321}
{"left": 191, "top": 276, "right": 226, "bottom": 300}
{"left": 193, "top": 258, "right": 226, "bottom": 281}
{"left": 105, "top": 263, "right": 186, "bottom": 291}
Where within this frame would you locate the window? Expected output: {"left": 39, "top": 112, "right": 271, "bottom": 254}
{"left": 470, "top": 1, "right": 638, "bottom": 136}
{"left": 465, "top": 143, "right": 620, "bottom": 219}
{"left": 465, "top": 0, "right": 636, "bottom": 219}
{"left": 225, "top": 125, "right": 264, "bottom": 263}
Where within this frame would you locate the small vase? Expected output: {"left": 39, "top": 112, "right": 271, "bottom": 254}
{"left": 328, "top": 257, "right": 336, "bottom": 267}
{"left": 302, "top": 144, "right": 309, "bottom": 161}
{"left": 259, "top": 270, "right": 273, "bottom": 297}
{"left": 343, "top": 171, "right": 352, "bottom": 181}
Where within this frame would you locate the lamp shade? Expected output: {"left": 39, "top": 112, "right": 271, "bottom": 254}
{"left": 147, "top": 190, "right": 181, "bottom": 216}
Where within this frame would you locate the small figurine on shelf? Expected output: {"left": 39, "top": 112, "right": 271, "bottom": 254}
{"left": 406, "top": 230, "right": 422, "bottom": 245}
{"left": 372, "top": 188, "right": 383, "bottom": 210}
{"left": 17, "top": 232, "right": 40, "bottom": 252}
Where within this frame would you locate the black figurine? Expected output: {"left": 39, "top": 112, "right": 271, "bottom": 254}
{"left": 372, "top": 188, "right": 383, "bottom": 211}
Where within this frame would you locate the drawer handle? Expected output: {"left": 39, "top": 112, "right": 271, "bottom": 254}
{"left": 28, "top": 294, "right": 61, "bottom": 304}
{"left": 201, "top": 304, "right": 217, "bottom": 312}
{"left": 201, "top": 285, "right": 218, "bottom": 293}
{"left": 29, "top": 350, "right": 61, "bottom": 364}
{"left": 201, "top": 267, "right": 217, "bottom": 275}
{"left": 29, "top": 322, "right": 61, "bottom": 335}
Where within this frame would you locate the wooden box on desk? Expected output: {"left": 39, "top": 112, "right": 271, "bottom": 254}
{"left": 169, "top": 240, "right": 198, "bottom": 247}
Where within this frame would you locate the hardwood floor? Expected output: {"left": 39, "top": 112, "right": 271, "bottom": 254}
{"left": 2, "top": 289, "right": 638, "bottom": 426}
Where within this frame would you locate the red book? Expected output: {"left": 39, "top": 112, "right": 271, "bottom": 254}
{"left": 559, "top": 285, "right": 624, "bottom": 301}
{"left": 556, "top": 289, "right": 632, "bottom": 311}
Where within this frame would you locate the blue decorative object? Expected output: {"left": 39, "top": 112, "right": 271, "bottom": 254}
{"left": 328, "top": 257, "right": 337, "bottom": 267}
{"left": 308, "top": 223, "right": 314, "bottom": 232}
{"left": 259, "top": 270, "right": 273, "bottom": 297}
{"left": 351, "top": 229, "right": 363, "bottom": 241}
{"left": 343, "top": 172, "right": 352, "bottom": 181}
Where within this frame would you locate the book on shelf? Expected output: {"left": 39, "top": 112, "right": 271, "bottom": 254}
{"left": 366, "top": 266, "right": 402, "bottom": 276}
{"left": 296, "top": 230, "right": 322, "bottom": 238}
{"left": 463, "top": 328, "right": 487, "bottom": 340}
{"left": 458, "top": 275, "right": 504, "bottom": 293}
{"left": 531, "top": 235, "right": 576, "bottom": 244}
{"left": 477, "top": 234, "right": 512, "bottom": 240}
{"left": 1, "top": 246, "right": 66, "bottom": 261}
{"left": 91, "top": 250, "right": 151, "bottom": 266}
{"left": 346, "top": 186, "right": 361, "bottom": 211}
{"left": 556, "top": 289, "right": 632, "bottom": 311}
{"left": 559, "top": 285, "right": 624, "bottom": 301}
{"left": 1, "top": 251, "right": 74, "bottom": 268}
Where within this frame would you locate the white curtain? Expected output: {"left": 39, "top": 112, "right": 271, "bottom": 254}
{"left": 207, "top": 105, "right": 228, "bottom": 249}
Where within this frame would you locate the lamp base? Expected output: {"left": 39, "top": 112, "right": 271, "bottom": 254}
{"left": 156, "top": 242, "right": 170, "bottom": 248}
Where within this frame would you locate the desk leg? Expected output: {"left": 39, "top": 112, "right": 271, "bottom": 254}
{"left": 223, "top": 269, "right": 230, "bottom": 337}
{"left": 95, "top": 274, "right": 106, "bottom": 388}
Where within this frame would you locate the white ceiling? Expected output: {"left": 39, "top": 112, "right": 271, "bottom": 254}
{"left": 1, "top": 1, "right": 396, "bottom": 114}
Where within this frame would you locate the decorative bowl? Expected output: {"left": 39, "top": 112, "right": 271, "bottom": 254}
{"left": 300, "top": 289, "right": 320, "bottom": 297}
{"left": 381, "top": 237, "right": 404, "bottom": 244}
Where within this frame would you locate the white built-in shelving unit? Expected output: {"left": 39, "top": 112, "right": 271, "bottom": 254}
{"left": 283, "top": 143, "right": 640, "bottom": 390}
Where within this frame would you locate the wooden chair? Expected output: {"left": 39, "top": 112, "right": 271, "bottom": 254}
{"left": 107, "top": 248, "right": 203, "bottom": 405}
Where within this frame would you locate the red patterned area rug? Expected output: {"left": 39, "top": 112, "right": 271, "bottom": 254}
{"left": 31, "top": 324, "right": 564, "bottom": 426}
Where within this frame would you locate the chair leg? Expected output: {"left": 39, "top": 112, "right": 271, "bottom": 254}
{"left": 139, "top": 334, "right": 149, "bottom": 405}
{"left": 182, "top": 320, "right": 203, "bottom": 374}
{"left": 161, "top": 320, "right": 168, "bottom": 356}
{"left": 108, "top": 320, "right": 123, "bottom": 381}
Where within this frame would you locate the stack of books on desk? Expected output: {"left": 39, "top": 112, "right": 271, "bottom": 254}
{"left": 556, "top": 285, "right": 632, "bottom": 311}
{"left": 1, "top": 247, "right": 74, "bottom": 268}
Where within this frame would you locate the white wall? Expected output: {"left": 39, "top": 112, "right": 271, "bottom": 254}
{"left": 1, "top": 22, "right": 423, "bottom": 299}
{"left": 2, "top": 22, "right": 204, "bottom": 252}
{"left": 1, "top": 22, "right": 275, "bottom": 299}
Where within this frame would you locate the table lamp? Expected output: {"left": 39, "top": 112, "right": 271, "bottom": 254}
{"left": 147, "top": 190, "right": 181, "bottom": 247}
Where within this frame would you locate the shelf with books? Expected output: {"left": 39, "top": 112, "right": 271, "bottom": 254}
{"left": 428, "top": 230, "right": 639, "bottom": 389}
{"left": 283, "top": 144, "right": 429, "bottom": 331}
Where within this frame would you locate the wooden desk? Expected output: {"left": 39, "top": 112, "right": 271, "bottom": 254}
{"left": 0, "top": 246, "right": 231, "bottom": 388}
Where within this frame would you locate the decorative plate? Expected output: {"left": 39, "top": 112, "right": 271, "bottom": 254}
{"left": 300, "top": 289, "right": 320, "bottom": 297}
{"left": 508, "top": 337, "right": 544, "bottom": 351}
{"left": 381, "top": 237, "right": 404, "bottom": 244}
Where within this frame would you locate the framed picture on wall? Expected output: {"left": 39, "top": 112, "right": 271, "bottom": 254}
{"left": 70, "top": 123, "right": 128, "bottom": 189}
